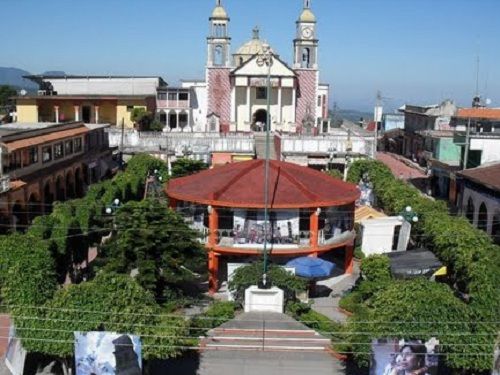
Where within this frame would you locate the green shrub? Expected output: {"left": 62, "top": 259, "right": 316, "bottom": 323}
{"left": 228, "top": 262, "right": 307, "bottom": 305}
{"left": 360, "top": 255, "right": 391, "bottom": 283}
{"left": 338, "top": 291, "right": 363, "bottom": 313}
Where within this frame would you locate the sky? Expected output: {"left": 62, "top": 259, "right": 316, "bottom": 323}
{"left": 1, "top": 0, "right": 499, "bottom": 111}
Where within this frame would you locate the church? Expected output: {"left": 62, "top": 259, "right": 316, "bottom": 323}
{"left": 177, "top": 0, "right": 330, "bottom": 134}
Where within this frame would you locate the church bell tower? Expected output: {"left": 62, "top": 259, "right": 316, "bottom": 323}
{"left": 294, "top": 0, "right": 318, "bottom": 69}
{"left": 207, "top": 0, "right": 231, "bottom": 67}
{"left": 206, "top": 0, "right": 233, "bottom": 131}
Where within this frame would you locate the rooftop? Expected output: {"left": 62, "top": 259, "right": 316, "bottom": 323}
{"left": 166, "top": 159, "right": 360, "bottom": 209}
{"left": 458, "top": 162, "right": 500, "bottom": 192}
{"left": 455, "top": 108, "right": 500, "bottom": 120}
{"left": 0, "top": 122, "right": 109, "bottom": 146}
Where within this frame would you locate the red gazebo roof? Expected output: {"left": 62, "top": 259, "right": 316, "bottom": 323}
{"left": 166, "top": 159, "right": 360, "bottom": 209}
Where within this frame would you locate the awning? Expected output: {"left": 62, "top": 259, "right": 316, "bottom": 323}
{"left": 386, "top": 249, "right": 443, "bottom": 279}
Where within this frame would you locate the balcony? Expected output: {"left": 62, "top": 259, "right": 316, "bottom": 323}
{"left": 182, "top": 207, "right": 355, "bottom": 255}
{"left": 157, "top": 100, "right": 190, "bottom": 109}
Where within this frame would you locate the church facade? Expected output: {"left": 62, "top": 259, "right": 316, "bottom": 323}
{"left": 205, "top": 0, "right": 329, "bottom": 133}
{"left": 161, "top": 0, "right": 330, "bottom": 134}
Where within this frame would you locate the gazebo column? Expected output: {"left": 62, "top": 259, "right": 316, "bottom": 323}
{"left": 344, "top": 241, "right": 354, "bottom": 274}
{"left": 208, "top": 206, "right": 219, "bottom": 294}
{"left": 310, "top": 208, "right": 319, "bottom": 248}
{"left": 208, "top": 251, "right": 219, "bottom": 295}
{"left": 168, "top": 198, "right": 177, "bottom": 210}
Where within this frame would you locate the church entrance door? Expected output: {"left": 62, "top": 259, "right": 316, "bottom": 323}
{"left": 253, "top": 109, "right": 268, "bottom": 132}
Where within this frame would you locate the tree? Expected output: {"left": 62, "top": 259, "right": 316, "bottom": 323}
{"left": 96, "top": 198, "right": 205, "bottom": 300}
{"left": 130, "top": 107, "right": 154, "bottom": 131}
{"left": 171, "top": 158, "right": 208, "bottom": 178}
{"left": 228, "top": 262, "right": 307, "bottom": 305}
{"left": 0, "top": 85, "right": 17, "bottom": 112}
{"left": 10, "top": 273, "right": 189, "bottom": 375}
{"left": 0, "top": 233, "right": 57, "bottom": 307}
{"left": 325, "top": 169, "right": 343, "bottom": 179}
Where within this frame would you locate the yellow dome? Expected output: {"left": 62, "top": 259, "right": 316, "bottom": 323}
{"left": 211, "top": 6, "right": 228, "bottom": 19}
{"left": 236, "top": 39, "right": 266, "bottom": 56}
{"left": 299, "top": 8, "right": 316, "bottom": 23}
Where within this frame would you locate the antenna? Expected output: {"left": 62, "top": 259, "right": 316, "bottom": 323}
{"left": 475, "top": 54, "right": 480, "bottom": 97}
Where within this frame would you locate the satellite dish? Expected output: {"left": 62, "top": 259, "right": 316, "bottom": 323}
{"left": 20, "top": 89, "right": 27, "bottom": 96}
{"left": 485, "top": 98, "right": 492, "bottom": 105}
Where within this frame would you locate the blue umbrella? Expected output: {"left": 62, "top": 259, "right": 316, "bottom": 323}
{"left": 286, "top": 257, "right": 336, "bottom": 279}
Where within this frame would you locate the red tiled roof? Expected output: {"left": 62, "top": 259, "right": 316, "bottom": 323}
{"left": 4, "top": 126, "right": 89, "bottom": 151}
{"left": 456, "top": 108, "right": 500, "bottom": 120}
{"left": 166, "top": 159, "right": 360, "bottom": 209}
{"left": 458, "top": 163, "right": 500, "bottom": 192}
{"left": 366, "top": 121, "right": 377, "bottom": 132}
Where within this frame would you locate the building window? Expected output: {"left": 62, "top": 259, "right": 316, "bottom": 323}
{"left": 54, "top": 142, "right": 64, "bottom": 159}
{"left": 168, "top": 93, "right": 177, "bottom": 101}
{"left": 157, "top": 92, "right": 167, "bottom": 100}
{"left": 74, "top": 137, "right": 82, "bottom": 152}
{"left": 317, "top": 95, "right": 322, "bottom": 107}
{"left": 65, "top": 140, "right": 73, "bottom": 155}
{"left": 256, "top": 87, "right": 267, "bottom": 100}
{"left": 8, "top": 152, "right": 21, "bottom": 170}
{"left": 29, "top": 147, "right": 38, "bottom": 164}
{"left": 126, "top": 106, "right": 134, "bottom": 112}
{"left": 42, "top": 146, "right": 52, "bottom": 163}
{"left": 179, "top": 92, "right": 189, "bottom": 101}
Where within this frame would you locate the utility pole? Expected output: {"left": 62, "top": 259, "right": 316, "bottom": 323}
{"left": 257, "top": 44, "right": 273, "bottom": 288}
{"left": 463, "top": 118, "right": 471, "bottom": 170}
{"left": 120, "top": 117, "right": 125, "bottom": 169}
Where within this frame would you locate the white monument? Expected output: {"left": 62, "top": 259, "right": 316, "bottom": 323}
{"left": 244, "top": 286, "right": 284, "bottom": 313}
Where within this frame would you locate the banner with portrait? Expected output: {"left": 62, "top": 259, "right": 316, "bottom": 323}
{"left": 370, "top": 338, "right": 440, "bottom": 375}
{"left": 74, "top": 331, "right": 142, "bottom": 375}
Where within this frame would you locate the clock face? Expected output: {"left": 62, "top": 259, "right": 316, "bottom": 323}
{"left": 302, "top": 27, "right": 313, "bottom": 39}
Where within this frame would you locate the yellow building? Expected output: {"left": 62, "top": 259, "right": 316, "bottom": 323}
{"left": 15, "top": 75, "right": 164, "bottom": 128}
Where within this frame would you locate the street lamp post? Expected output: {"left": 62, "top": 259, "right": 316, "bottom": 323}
{"left": 257, "top": 44, "right": 273, "bottom": 288}
{"left": 398, "top": 205, "right": 419, "bottom": 224}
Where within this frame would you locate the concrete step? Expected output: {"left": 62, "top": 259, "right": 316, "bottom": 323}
{"left": 210, "top": 328, "right": 319, "bottom": 337}
{"left": 204, "top": 336, "right": 331, "bottom": 346}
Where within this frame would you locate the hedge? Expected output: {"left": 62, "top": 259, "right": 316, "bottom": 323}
{"left": 343, "top": 159, "right": 500, "bottom": 372}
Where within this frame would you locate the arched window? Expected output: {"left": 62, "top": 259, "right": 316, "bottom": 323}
{"left": 214, "top": 45, "right": 224, "bottom": 66}
{"left": 478, "top": 202, "right": 488, "bottom": 231}
{"left": 301, "top": 47, "right": 311, "bottom": 68}
{"left": 239, "top": 57, "right": 244, "bottom": 66}
{"left": 465, "top": 197, "right": 474, "bottom": 223}
{"left": 159, "top": 111, "right": 167, "bottom": 125}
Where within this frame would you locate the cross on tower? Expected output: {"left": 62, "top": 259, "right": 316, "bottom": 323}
{"left": 304, "top": 0, "right": 311, "bottom": 9}
{"left": 252, "top": 26, "right": 260, "bottom": 39}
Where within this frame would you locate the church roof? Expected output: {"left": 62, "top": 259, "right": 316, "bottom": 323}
{"left": 211, "top": 5, "right": 228, "bottom": 19}
{"left": 299, "top": 8, "right": 316, "bottom": 23}
{"left": 166, "top": 159, "right": 360, "bottom": 209}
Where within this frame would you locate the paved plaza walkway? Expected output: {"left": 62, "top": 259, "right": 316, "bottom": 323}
{"left": 199, "top": 312, "right": 345, "bottom": 375}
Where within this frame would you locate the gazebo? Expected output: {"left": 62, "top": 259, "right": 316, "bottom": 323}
{"left": 166, "top": 159, "right": 360, "bottom": 294}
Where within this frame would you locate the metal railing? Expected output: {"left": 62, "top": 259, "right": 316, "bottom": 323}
{"left": 0, "top": 175, "right": 10, "bottom": 193}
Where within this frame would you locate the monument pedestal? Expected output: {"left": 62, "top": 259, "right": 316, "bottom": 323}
{"left": 244, "top": 286, "right": 284, "bottom": 313}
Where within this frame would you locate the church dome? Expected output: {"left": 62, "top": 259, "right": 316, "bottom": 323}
{"left": 299, "top": 8, "right": 316, "bottom": 23}
{"left": 211, "top": 5, "right": 228, "bottom": 19}
{"left": 236, "top": 38, "right": 266, "bottom": 56}
{"left": 235, "top": 27, "right": 275, "bottom": 57}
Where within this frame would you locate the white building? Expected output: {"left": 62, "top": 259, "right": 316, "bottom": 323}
{"left": 159, "top": 0, "right": 330, "bottom": 134}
